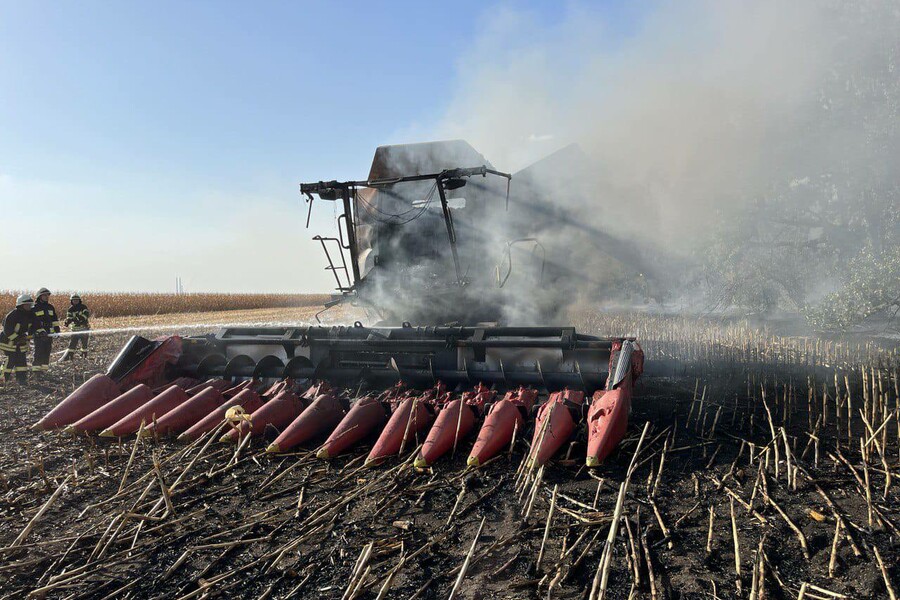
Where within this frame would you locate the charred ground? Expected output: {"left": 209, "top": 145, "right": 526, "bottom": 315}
{"left": 1, "top": 317, "right": 899, "bottom": 599}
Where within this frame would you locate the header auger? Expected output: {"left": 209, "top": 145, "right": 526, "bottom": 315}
{"left": 35, "top": 140, "right": 647, "bottom": 470}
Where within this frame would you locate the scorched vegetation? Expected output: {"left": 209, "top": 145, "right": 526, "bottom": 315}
{"left": 0, "top": 311, "right": 898, "bottom": 599}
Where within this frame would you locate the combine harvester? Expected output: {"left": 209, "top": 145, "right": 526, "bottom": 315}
{"left": 35, "top": 140, "right": 645, "bottom": 469}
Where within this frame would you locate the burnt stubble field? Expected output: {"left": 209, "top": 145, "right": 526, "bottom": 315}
{"left": 1, "top": 315, "right": 898, "bottom": 599}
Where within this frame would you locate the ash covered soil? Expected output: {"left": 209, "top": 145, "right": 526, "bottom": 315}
{"left": 1, "top": 329, "right": 898, "bottom": 599}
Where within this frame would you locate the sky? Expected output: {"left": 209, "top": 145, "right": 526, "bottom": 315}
{"left": 0, "top": 1, "right": 647, "bottom": 294}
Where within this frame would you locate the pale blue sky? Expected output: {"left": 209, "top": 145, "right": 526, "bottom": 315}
{"left": 0, "top": 1, "right": 645, "bottom": 293}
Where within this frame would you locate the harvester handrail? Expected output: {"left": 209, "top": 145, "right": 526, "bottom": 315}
{"left": 299, "top": 165, "right": 512, "bottom": 198}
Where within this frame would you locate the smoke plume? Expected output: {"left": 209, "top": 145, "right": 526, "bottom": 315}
{"left": 416, "top": 0, "right": 899, "bottom": 319}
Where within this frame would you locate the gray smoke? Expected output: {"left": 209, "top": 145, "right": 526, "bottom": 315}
{"left": 411, "top": 0, "right": 900, "bottom": 319}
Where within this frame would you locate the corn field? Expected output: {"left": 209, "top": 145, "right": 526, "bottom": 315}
{"left": 0, "top": 291, "right": 330, "bottom": 319}
{"left": 572, "top": 309, "right": 900, "bottom": 372}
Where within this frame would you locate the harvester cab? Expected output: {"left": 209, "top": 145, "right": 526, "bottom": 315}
{"left": 301, "top": 140, "right": 521, "bottom": 325}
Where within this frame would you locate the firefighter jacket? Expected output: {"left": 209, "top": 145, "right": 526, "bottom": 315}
{"left": 33, "top": 299, "right": 62, "bottom": 335}
{"left": 0, "top": 308, "right": 35, "bottom": 351}
{"left": 65, "top": 304, "right": 91, "bottom": 331}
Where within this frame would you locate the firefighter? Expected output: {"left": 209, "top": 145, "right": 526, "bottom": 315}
{"left": 61, "top": 293, "right": 91, "bottom": 360}
{"left": 1, "top": 294, "right": 35, "bottom": 383}
{"left": 32, "top": 287, "right": 61, "bottom": 374}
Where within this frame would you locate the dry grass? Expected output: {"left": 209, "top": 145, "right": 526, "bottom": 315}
{"left": 0, "top": 291, "right": 329, "bottom": 319}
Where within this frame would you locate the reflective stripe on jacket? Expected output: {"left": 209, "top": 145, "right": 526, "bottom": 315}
{"left": 0, "top": 308, "right": 35, "bottom": 349}
{"left": 33, "top": 300, "right": 61, "bottom": 334}
{"left": 66, "top": 304, "right": 91, "bottom": 331}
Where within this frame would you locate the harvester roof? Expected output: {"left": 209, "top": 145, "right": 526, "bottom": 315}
{"left": 367, "top": 140, "right": 492, "bottom": 180}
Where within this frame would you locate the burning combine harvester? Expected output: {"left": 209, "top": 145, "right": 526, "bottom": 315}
{"left": 35, "top": 140, "right": 644, "bottom": 469}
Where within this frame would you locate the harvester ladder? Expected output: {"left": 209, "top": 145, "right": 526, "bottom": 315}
{"left": 313, "top": 235, "right": 353, "bottom": 292}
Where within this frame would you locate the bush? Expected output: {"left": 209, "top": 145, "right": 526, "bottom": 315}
{"left": 804, "top": 247, "right": 900, "bottom": 331}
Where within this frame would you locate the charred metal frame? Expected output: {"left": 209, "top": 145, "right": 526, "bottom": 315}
{"left": 300, "top": 166, "right": 512, "bottom": 293}
{"left": 497, "top": 238, "right": 546, "bottom": 288}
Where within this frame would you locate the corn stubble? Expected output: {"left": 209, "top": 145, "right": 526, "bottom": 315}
{"left": 0, "top": 309, "right": 898, "bottom": 599}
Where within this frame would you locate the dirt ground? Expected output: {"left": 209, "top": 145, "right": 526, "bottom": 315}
{"left": 0, "top": 320, "right": 898, "bottom": 599}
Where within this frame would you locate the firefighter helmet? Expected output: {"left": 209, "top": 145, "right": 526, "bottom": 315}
{"left": 36, "top": 287, "right": 51, "bottom": 297}
{"left": 16, "top": 294, "right": 34, "bottom": 307}
{"left": 70, "top": 293, "right": 82, "bottom": 301}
